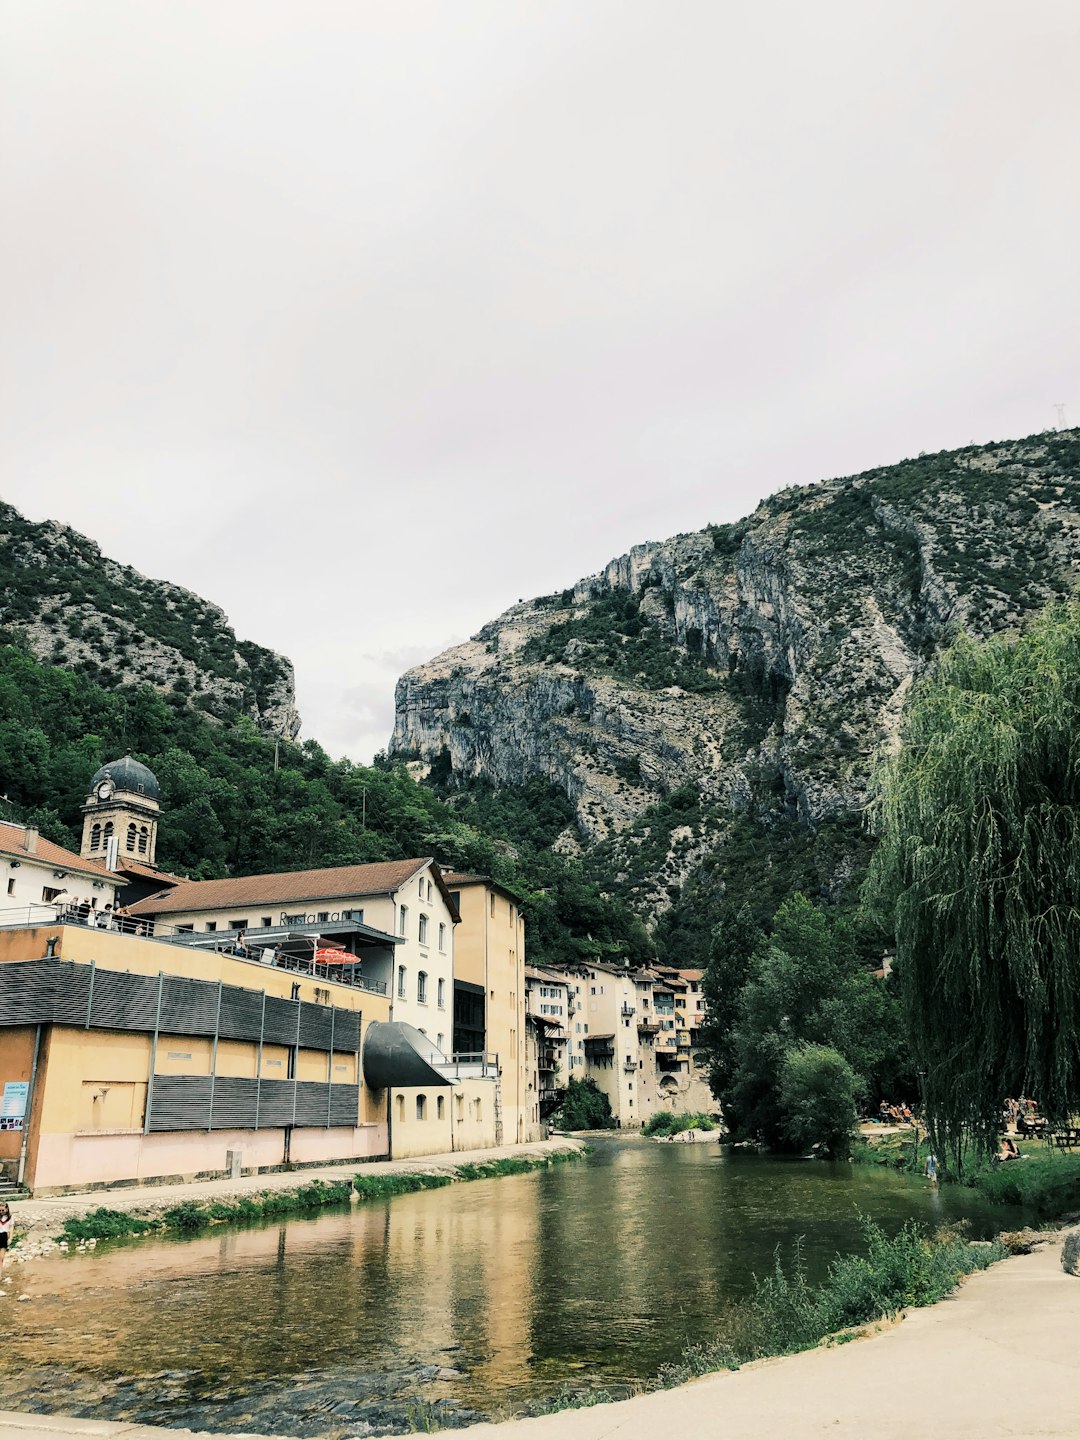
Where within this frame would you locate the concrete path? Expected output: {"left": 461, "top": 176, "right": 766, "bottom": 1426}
{"left": 10, "top": 1137, "right": 582, "bottom": 1238}
{"left": 1, "top": 1237, "right": 1077, "bottom": 1440}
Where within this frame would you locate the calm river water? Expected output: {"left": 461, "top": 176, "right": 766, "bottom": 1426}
{"left": 0, "top": 1139, "right": 1023, "bottom": 1436}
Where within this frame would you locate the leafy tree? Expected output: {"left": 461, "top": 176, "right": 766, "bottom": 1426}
{"left": 867, "top": 604, "right": 1080, "bottom": 1168}
{"left": 725, "top": 894, "right": 904, "bottom": 1149}
{"left": 699, "top": 901, "right": 760, "bottom": 1098}
{"left": 554, "top": 1076, "right": 614, "bottom": 1130}
{"left": 778, "top": 1045, "right": 859, "bottom": 1159}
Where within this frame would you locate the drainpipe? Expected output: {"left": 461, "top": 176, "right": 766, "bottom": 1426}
{"left": 16, "top": 1025, "right": 42, "bottom": 1190}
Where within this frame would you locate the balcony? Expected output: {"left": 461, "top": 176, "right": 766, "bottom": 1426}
{"left": 623, "top": 1056, "right": 637, "bottom": 1072}
{"left": 637, "top": 1015, "right": 660, "bottom": 1032}
{"left": 620, "top": 1002, "right": 635, "bottom": 1017}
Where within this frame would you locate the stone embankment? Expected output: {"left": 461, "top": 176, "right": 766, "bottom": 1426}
{"left": 4, "top": 1137, "right": 584, "bottom": 1263}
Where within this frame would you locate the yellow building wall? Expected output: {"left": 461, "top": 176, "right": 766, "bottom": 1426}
{"left": 0, "top": 1026, "right": 37, "bottom": 1166}
{"left": 1, "top": 927, "right": 391, "bottom": 1191}
{"left": 450, "top": 883, "right": 536, "bottom": 1143}
{"left": 388, "top": 1077, "right": 500, "bottom": 1159}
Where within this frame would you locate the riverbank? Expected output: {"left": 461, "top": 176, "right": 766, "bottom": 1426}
{"left": 5, "top": 1137, "right": 585, "bottom": 1260}
{"left": 3, "top": 1236, "right": 1077, "bottom": 1440}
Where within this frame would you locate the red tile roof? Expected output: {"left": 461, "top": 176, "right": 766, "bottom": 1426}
{"left": 129, "top": 857, "right": 450, "bottom": 917}
{"left": 0, "top": 821, "right": 115, "bottom": 885}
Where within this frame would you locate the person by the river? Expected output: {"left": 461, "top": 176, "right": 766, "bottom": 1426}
{"left": 926, "top": 1152, "right": 938, "bottom": 1185}
{"left": 0, "top": 1203, "right": 12, "bottom": 1273}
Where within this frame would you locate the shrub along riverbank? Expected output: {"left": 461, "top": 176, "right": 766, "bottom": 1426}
{"left": 55, "top": 1150, "right": 584, "bottom": 1245}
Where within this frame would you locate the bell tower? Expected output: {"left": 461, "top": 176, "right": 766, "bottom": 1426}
{"left": 81, "top": 756, "right": 161, "bottom": 867}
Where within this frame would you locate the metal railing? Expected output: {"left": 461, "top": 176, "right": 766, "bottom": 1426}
{"left": 438, "top": 1051, "right": 500, "bottom": 1079}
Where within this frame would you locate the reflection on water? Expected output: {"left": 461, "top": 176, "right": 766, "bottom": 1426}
{"left": 0, "top": 1140, "right": 1022, "bottom": 1436}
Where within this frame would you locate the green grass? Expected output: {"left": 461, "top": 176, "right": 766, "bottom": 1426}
{"left": 656, "top": 1217, "right": 1007, "bottom": 1386}
{"left": 57, "top": 1151, "right": 584, "bottom": 1244}
{"left": 964, "top": 1149, "right": 1080, "bottom": 1216}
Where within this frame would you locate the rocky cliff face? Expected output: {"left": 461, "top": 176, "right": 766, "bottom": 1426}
{"left": 0, "top": 501, "right": 301, "bottom": 739}
{"left": 393, "top": 431, "right": 1080, "bottom": 913}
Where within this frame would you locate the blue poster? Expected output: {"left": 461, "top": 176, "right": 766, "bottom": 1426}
{"left": 1, "top": 1080, "right": 29, "bottom": 1120}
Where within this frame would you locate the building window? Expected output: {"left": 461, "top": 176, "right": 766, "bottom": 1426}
{"left": 419, "top": 878, "right": 425, "bottom": 897}
{"left": 437, "top": 977, "right": 445, "bottom": 1008}
{"left": 126, "top": 822, "right": 136, "bottom": 852}
{"left": 396, "top": 1094, "right": 405, "bottom": 1123}
{"left": 399, "top": 905, "right": 408, "bottom": 936}
{"left": 137, "top": 825, "right": 148, "bottom": 855}
{"left": 416, "top": 1094, "right": 427, "bottom": 1121}
{"left": 397, "top": 965, "right": 407, "bottom": 998}
{"left": 438, "top": 923, "right": 446, "bottom": 952}
{"left": 475, "top": 1098, "right": 482, "bottom": 1121}
{"left": 490, "top": 893, "right": 495, "bottom": 917}
{"left": 418, "top": 971, "right": 428, "bottom": 1004}
{"left": 261, "top": 916, "right": 272, "bottom": 928}
{"left": 418, "top": 913, "right": 428, "bottom": 945}
{"left": 317, "top": 911, "right": 329, "bottom": 922}
{"left": 103, "top": 821, "right": 114, "bottom": 846}
{"left": 89, "top": 823, "right": 102, "bottom": 852}
{"left": 229, "top": 919, "right": 249, "bottom": 930}
{"left": 6, "top": 878, "right": 14, "bottom": 896}
{"left": 437, "top": 1095, "right": 445, "bottom": 1119}
{"left": 205, "top": 921, "right": 217, "bottom": 932}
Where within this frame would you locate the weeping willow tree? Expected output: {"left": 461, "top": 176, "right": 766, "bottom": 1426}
{"left": 867, "top": 604, "right": 1080, "bottom": 1171}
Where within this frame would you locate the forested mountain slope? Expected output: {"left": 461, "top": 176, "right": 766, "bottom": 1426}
{"left": 393, "top": 431, "right": 1080, "bottom": 933}
{"left": 0, "top": 501, "right": 299, "bottom": 738}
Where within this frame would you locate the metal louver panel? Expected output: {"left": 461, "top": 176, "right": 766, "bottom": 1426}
{"left": 256, "top": 1079, "right": 296, "bottom": 1127}
{"left": 299, "top": 1006, "right": 333, "bottom": 1050}
{"left": 159, "top": 976, "right": 219, "bottom": 1036}
{"left": 332, "top": 1009, "right": 361, "bottom": 1052}
{"left": 88, "top": 968, "right": 159, "bottom": 1031}
{"left": 218, "top": 986, "right": 264, "bottom": 1041}
{"left": 209, "top": 1076, "right": 260, "bottom": 1129}
{"left": 146, "top": 1075, "right": 213, "bottom": 1131}
{"left": 263, "top": 995, "right": 300, "bottom": 1044}
{"left": 50, "top": 964, "right": 93, "bottom": 1025}
{"left": 327, "top": 1085, "right": 360, "bottom": 1128}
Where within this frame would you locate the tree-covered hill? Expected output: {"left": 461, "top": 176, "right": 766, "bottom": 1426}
{"left": 0, "top": 641, "right": 651, "bottom": 968}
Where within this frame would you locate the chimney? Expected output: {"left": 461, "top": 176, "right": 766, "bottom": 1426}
{"left": 23, "top": 827, "right": 38, "bottom": 855}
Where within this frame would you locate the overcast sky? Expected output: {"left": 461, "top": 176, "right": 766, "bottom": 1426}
{"left": 2, "top": 3, "right": 1078, "bottom": 761}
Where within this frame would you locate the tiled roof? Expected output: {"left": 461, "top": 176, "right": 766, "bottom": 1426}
{"left": 0, "top": 821, "right": 115, "bottom": 884}
{"left": 115, "top": 860, "right": 182, "bottom": 884}
{"left": 129, "top": 857, "right": 440, "bottom": 917}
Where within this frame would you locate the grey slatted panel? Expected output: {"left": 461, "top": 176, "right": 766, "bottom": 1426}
{"left": 159, "top": 976, "right": 220, "bottom": 1036}
{"left": 89, "top": 968, "right": 159, "bottom": 1031}
{"left": 146, "top": 1074, "right": 212, "bottom": 1131}
{"left": 328, "top": 1085, "right": 360, "bottom": 1128}
{"left": 0, "top": 960, "right": 57, "bottom": 1025}
{"left": 263, "top": 995, "right": 300, "bottom": 1044}
{"left": 218, "top": 985, "right": 264, "bottom": 1042}
{"left": 50, "top": 963, "right": 94, "bottom": 1025}
{"left": 331, "top": 1009, "right": 361, "bottom": 1052}
{"left": 256, "top": 1078, "right": 295, "bottom": 1127}
{"left": 293, "top": 1081, "right": 333, "bottom": 1127}
{"left": 298, "top": 1004, "right": 332, "bottom": 1051}
{"left": 210, "top": 1076, "right": 260, "bottom": 1129}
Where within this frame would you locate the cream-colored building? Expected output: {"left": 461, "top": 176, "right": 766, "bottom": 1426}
{"left": 524, "top": 965, "right": 570, "bottom": 1130}
{"left": 442, "top": 872, "right": 535, "bottom": 1143}
{"left": 1, "top": 820, "right": 121, "bottom": 920}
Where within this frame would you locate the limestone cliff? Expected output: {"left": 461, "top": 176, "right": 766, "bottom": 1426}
{"left": 0, "top": 501, "right": 300, "bottom": 739}
{"left": 392, "top": 431, "right": 1080, "bottom": 913}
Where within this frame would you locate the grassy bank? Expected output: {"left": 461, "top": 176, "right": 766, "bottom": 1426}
{"left": 57, "top": 1148, "right": 584, "bottom": 1244}
{"left": 656, "top": 1217, "right": 1008, "bottom": 1386}
{"left": 852, "top": 1129, "right": 1080, "bottom": 1218}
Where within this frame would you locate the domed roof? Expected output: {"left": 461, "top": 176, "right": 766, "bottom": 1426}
{"left": 90, "top": 756, "right": 160, "bottom": 801}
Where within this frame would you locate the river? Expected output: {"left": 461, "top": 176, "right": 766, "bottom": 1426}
{"left": 0, "top": 1138, "right": 1023, "bottom": 1436}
